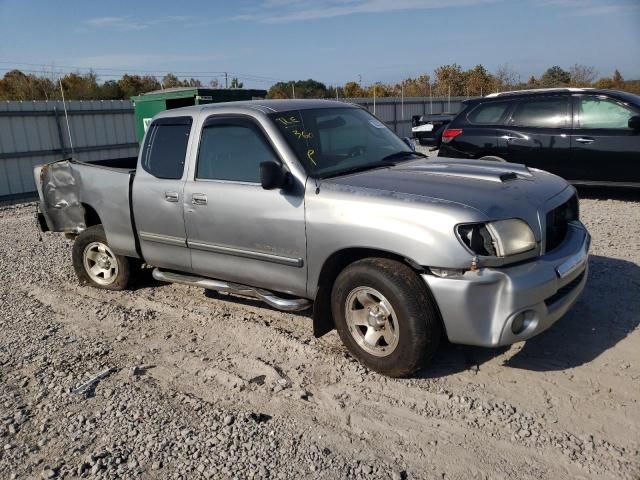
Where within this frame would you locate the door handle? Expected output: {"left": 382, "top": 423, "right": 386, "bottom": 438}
{"left": 164, "top": 191, "right": 179, "bottom": 202}
{"left": 501, "top": 135, "right": 518, "bottom": 141}
{"left": 575, "top": 137, "right": 594, "bottom": 144}
{"left": 192, "top": 193, "right": 208, "bottom": 206}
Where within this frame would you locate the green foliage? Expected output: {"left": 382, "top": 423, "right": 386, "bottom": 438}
{"left": 267, "top": 79, "right": 328, "bottom": 99}
{"left": 0, "top": 64, "right": 638, "bottom": 101}
{"left": 540, "top": 66, "right": 571, "bottom": 87}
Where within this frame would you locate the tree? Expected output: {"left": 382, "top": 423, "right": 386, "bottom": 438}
{"left": 229, "top": 77, "right": 243, "bottom": 88}
{"left": 465, "top": 65, "right": 495, "bottom": 96}
{"left": 267, "top": 81, "right": 293, "bottom": 99}
{"left": 433, "top": 64, "right": 466, "bottom": 96}
{"left": 569, "top": 64, "right": 597, "bottom": 87}
{"left": 401, "top": 74, "right": 431, "bottom": 97}
{"left": 60, "top": 71, "right": 100, "bottom": 100}
{"left": 540, "top": 66, "right": 571, "bottom": 87}
{"left": 612, "top": 69, "right": 624, "bottom": 88}
{"left": 209, "top": 78, "right": 221, "bottom": 88}
{"left": 494, "top": 64, "right": 520, "bottom": 92}
{"left": 267, "top": 79, "right": 327, "bottom": 99}
{"left": 343, "top": 81, "right": 365, "bottom": 98}
{"left": 162, "top": 73, "right": 183, "bottom": 89}
{"left": 117, "top": 74, "right": 160, "bottom": 98}
{"left": 365, "top": 83, "right": 392, "bottom": 98}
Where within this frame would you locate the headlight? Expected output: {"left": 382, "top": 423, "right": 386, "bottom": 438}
{"left": 457, "top": 219, "right": 536, "bottom": 257}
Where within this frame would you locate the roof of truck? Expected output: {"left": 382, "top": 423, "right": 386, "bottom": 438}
{"left": 157, "top": 99, "right": 355, "bottom": 117}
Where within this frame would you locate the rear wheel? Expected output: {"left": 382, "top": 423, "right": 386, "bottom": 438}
{"left": 72, "top": 225, "right": 131, "bottom": 290}
{"left": 331, "top": 258, "right": 441, "bottom": 377}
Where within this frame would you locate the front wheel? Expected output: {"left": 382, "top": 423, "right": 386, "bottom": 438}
{"left": 72, "top": 225, "right": 131, "bottom": 290}
{"left": 331, "top": 258, "right": 441, "bottom": 377}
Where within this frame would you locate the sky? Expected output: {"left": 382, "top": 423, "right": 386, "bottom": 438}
{"left": 0, "top": 0, "right": 639, "bottom": 89}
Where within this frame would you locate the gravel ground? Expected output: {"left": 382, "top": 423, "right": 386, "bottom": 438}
{"left": 0, "top": 194, "right": 638, "bottom": 479}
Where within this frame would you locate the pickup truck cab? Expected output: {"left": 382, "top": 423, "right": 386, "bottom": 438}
{"left": 35, "top": 99, "right": 590, "bottom": 377}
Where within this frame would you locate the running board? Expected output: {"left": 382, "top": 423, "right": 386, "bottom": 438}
{"left": 152, "top": 268, "right": 312, "bottom": 312}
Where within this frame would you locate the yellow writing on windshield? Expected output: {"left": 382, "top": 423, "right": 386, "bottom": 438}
{"left": 306, "top": 149, "right": 317, "bottom": 166}
{"left": 275, "top": 116, "right": 300, "bottom": 127}
{"left": 292, "top": 129, "right": 313, "bottom": 140}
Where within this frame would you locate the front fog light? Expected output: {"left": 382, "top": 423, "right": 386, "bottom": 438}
{"left": 511, "top": 310, "right": 535, "bottom": 334}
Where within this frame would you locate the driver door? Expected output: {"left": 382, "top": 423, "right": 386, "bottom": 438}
{"left": 183, "top": 116, "right": 307, "bottom": 297}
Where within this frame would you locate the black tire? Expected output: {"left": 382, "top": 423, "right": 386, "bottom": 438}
{"left": 331, "top": 258, "right": 441, "bottom": 377}
{"left": 479, "top": 155, "right": 506, "bottom": 162}
{"left": 72, "top": 225, "right": 131, "bottom": 291}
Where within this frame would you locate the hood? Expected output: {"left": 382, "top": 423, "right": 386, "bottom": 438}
{"left": 323, "top": 158, "right": 573, "bottom": 237}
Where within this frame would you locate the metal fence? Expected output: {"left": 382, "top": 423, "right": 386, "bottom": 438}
{"left": 343, "top": 96, "right": 471, "bottom": 137}
{"left": 0, "top": 100, "right": 138, "bottom": 200}
{"left": 0, "top": 96, "right": 473, "bottom": 201}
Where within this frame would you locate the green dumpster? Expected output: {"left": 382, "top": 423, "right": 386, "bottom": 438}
{"left": 131, "top": 87, "right": 267, "bottom": 142}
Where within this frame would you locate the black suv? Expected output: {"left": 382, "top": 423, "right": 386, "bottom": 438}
{"left": 438, "top": 88, "right": 640, "bottom": 186}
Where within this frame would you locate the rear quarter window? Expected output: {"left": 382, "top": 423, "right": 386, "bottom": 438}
{"left": 466, "top": 101, "right": 512, "bottom": 125}
{"left": 141, "top": 117, "right": 192, "bottom": 179}
{"left": 509, "top": 97, "right": 569, "bottom": 128}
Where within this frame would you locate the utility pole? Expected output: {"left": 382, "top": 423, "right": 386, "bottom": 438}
{"left": 225, "top": 72, "right": 228, "bottom": 89}
{"left": 358, "top": 74, "right": 362, "bottom": 86}
{"left": 448, "top": 85, "right": 451, "bottom": 113}
{"left": 292, "top": 82, "right": 296, "bottom": 99}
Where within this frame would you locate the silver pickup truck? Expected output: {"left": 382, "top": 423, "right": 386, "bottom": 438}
{"left": 34, "top": 99, "right": 590, "bottom": 377}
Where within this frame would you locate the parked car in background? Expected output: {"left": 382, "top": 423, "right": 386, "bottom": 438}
{"left": 411, "top": 113, "right": 454, "bottom": 147}
{"left": 35, "top": 100, "right": 590, "bottom": 377}
{"left": 438, "top": 88, "right": 640, "bottom": 186}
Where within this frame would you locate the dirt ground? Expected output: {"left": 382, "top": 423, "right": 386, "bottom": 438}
{"left": 0, "top": 192, "right": 638, "bottom": 479}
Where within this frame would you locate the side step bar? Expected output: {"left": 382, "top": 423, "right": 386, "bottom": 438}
{"left": 152, "top": 268, "right": 312, "bottom": 312}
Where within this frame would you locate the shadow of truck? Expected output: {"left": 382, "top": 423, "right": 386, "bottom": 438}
{"left": 422, "top": 254, "right": 640, "bottom": 376}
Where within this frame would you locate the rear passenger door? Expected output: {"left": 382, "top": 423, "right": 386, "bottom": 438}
{"left": 569, "top": 94, "right": 640, "bottom": 183}
{"left": 132, "top": 116, "right": 193, "bottom": 271}
{"left": 182, "top": 116, "right": 307, "bottom": 297}
{"left": 497, "top": 96, "right": 572, "bottom": 178}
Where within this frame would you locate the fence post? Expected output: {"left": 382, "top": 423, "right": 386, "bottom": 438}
{"left": 393, "top": 101, "right": 398, "bottom": 134}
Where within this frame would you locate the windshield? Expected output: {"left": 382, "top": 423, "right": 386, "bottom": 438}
{"left": 269, "top": 107, "right": 414, "bottom": 178}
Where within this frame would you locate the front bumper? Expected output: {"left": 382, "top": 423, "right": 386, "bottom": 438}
{"left": 423, "top": 222, "right": 590, "bottom": 347}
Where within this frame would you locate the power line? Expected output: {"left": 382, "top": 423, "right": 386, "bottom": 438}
{"left": 0, "top": 60, "right": 288, "bottom": 83}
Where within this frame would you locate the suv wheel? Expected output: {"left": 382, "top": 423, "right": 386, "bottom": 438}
{"left": 72, "top": 225, "right": 131, "bottom": 290}
{"left": 331, "top": 258, "right": 441, "bottom": 377}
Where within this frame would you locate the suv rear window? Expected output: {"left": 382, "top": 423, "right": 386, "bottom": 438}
{"left": 509, "top": 97, "right": 569, "bottom": 128}
{"left": 466, "top": 101, "right": 511, "bottom": 124}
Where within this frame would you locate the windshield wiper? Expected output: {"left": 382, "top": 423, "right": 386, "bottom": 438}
{"left": 379, "top": 150, "right": 427, "bottom": 162}
{"left": 320, "top": 151, "right": 426, "bottom": 179}
{"left": 321, "top": 160, "right": 397, "bottom": 179}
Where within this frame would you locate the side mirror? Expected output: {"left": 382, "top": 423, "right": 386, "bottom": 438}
{"left": 260, "top": 161, "right": 289, "bottom": 190}
{"left": 628, "top": 115, "right": 640, "bottom": 130}
{"left": 402, "top": 137, "right": 416, "bottom": 151}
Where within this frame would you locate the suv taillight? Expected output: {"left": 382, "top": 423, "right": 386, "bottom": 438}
{"left": 442, "top": 128, "right": 463, "bottom": 143}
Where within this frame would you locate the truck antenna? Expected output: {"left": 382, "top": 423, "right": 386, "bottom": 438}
{"left": 58, "top": 77, "right": 75, "bottom": 157}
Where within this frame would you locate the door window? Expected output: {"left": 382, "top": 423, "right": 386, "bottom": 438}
{"left": 577, "top": 96, "right": 636, "bottom": 129}
{"left": 141, "top": 118, "right": 191, "bottom": 179}
{"left": 467, "top": 101, "right": 511, "bottom": 124}
{"left": 510, "top": 98, "right": 569, "bottom": 128}
{"left": 196, "top": 124, "right": 277, "bottom": 182}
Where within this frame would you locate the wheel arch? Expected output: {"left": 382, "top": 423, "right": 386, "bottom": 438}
{"left": 81, "top": 203, "right": 102, "bottom": 228}
{"left": 312, "top": 247, "right": 426, "bottom": 338}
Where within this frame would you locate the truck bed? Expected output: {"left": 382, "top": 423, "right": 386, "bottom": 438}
{"left": 35, "top": 157, "right": 139, "bottom": 258}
